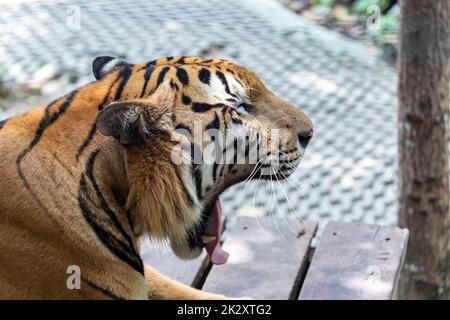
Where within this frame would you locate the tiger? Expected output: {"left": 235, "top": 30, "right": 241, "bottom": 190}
{"left": 0, "top": 55, "right": 313, "bottom": 299}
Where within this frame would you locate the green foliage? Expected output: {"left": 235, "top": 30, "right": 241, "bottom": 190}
{"left": 366, "top": 4, "right": 399, "bottom": 41}
{"left": 352, "top": 0, "right": 390, "bottom": 13}
{"left": 311, "top": 0, "right": 334, "bottom": 8}
{"left": 283, "top": 0, "right": 399, "bottom": 62}
{"left": 381, "top": 4, "right": 399, "bottom": 31}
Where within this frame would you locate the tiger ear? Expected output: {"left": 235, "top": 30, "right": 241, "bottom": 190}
{"left": 96, "top": 100, "right": 172, "bottom": 145}
{"left": 92, "top": 56, "right": 130, "bottom": 80}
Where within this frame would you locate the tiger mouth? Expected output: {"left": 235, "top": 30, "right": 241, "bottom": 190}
{"left": 190, "top": 159, "right": 301, "bottom": 265}
{"left": 189, "top": 196, "right": 229, "bottom": 265}
{"left": 201, "top": 199, "right": 229, "bottom": 264}
{"left": 256, "top": 160, "right": 300, "bottom": 181}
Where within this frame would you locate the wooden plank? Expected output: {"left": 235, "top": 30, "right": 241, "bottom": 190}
{"left": 299, "top": 221, "right": 409, "bottom": 300}
{"left": 140, "top": 239, "right": 209, "bottom": 288}
{"left": 201, "top": 217, "right": 318, "bottom": 299}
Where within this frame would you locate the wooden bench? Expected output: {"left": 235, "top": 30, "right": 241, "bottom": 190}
{"left": 141, "top": 217, "right": 408, "bottom": 300}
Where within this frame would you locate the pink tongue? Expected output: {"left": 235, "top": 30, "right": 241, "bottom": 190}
{"left": 204, "top": 200, "right": 229, "bottom": 265}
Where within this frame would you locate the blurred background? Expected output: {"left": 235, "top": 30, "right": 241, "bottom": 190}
{"left": 0, "top": 0, "right": 399, "bottom": 232}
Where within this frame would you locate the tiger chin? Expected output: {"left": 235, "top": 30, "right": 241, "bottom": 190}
{"left": 0, "top": 55, "right": 313, "bottom": 299}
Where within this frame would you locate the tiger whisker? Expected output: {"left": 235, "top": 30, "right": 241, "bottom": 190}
{"left": 277, "top": 155, "right": 320, "bottom": 191}
{"left": 276, "top": 154, "right": 320, "bottom": 192}
{"left": 285, "top": 169, "right": 320, "bottom": 194}
{"left": 234, "top": 157, "right": 266, "bottom": 215}
{"left": 272, "top": 169, "right": 305, "bottom": 234}
{"left": 277, "top": 168, "right": 311, "bottom": 199}
{"left": 252, "top": 173, "right": 270, "bottom": 236}
{"left": 268, "top": 169, "right": 286, "bottom": 240}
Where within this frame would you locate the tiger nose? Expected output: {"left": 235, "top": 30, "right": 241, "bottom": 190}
{"left": 297, "top": 129, "right": 313, "bottom": 148}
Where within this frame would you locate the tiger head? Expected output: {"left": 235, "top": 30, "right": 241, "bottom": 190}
{"left": 94, "top": 56, "right": 313, "bottom": 264}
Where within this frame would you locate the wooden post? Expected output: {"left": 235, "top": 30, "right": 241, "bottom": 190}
{"left": 398, "top": 0, "right": 450, "bottom": 299}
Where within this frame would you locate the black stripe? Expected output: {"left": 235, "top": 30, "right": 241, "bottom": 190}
{"left": 192, "top": 102, "right": 225, "bottom": 113}
{"left": 76, "top": 123, "right": 98, "bottom": 162}
{"left": 191, "top": 164, "right": 203, "bottom": 200}
{"left": 85, "top": 149, "right": 136, "bottom": 251}
{"left": 139, "top": 60, "right": 157, "bottom": 71}
{"left": 78, "top": 150, "right": 143, "bottom": 275}
{"left": 181, "top": 94, "right": 191, "bottom": 105}
{"left": 198, "top": 68, "right": 211, "bottom": 85}
{"left": 229, "top": 105, "right": 243, "bottom": 124}
{"left": 219, "top": 161, "right": 226, "bottom": 179}
{"left": 235, "top": 78, "right": 244, "bottom": 88}
{"left": 17, "top": 90, "right": 78, "bottom": 165}
{"left": 228, "top": 137, "right": 239, "bottom": 171}
{"left": 124, "top": 210, "right": 135, "bottom": 234}
{"left": 180, "top": 180, "right": 194, "bottom": 207}
{"left": 213, "top": 145, "right": 225, "bottom": 182}
{"left": 155, "top": 66, "right": 170, "bottom": 89}
{"left": 232, "top": 118, "right": 243, "bottom": 125}
{"left": 176, "top": 56, "right": 187, "bottom": 64}
{"left": 213, "top": 162, "right": 220, "bottom": 183}
{"left": 216, "top": 70, "right": 236, "bottom": 97}
{"left": 190, "top": 144, "right": 203, "bottom": 200}
{"left": 175, "top": 124, "right": 192, "bottom": 135}
{"left": 170, "top": 79, "right": 179, "bottom": 91}
{"left": 221, "top": 106, "right": 228, "bottom": 118}
{"left": 256, "top": 132, "right": 260, "bottom": 158}
{"left": 0, "top": 117, "right": 9, "bottom": 130}
{"left": 82, "top": 277, "right": 125, "bottom": 300}
{"left": 221, "top": 106, "right": 230, "bottom": 132}
{"left": 218, "top": 138, "right": 237, "bottom": 178}
{"left": 140, "top": 65, "right": 155, "bottom": 98}
{"left": 76, "top": 76, "right": 121, "bottom": 161}
{"left": 212, "top": 110, "right": 223, "bottom": 184}
{"left": 176, "top": 67, "right": 189, "bottom": 85}
{"left": 15, "top": 92, "right": 79, "bottom": 231}
{"left": 78, "top": 174, "right": 144, "bottom": 275}
{"left": 240, "top": 103, "right": 255, "bottom": 113}
{"left": 114, "top": 66, "right": 132, "bottom": 100}
{"left": 16, "top": 156, "right": 63, "bottom": 230}
{"left": 206, "top": 112, "right": 220, "bottom": 131}
{"left": 244, "top": 139, "right": 250, "bottom": 158}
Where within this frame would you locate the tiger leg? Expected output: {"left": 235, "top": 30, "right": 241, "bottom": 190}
{"left": 144, "top": 265, "right": 227, "bottom": 300}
